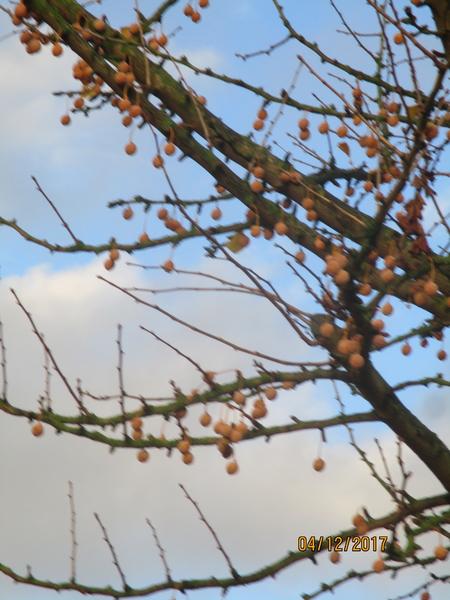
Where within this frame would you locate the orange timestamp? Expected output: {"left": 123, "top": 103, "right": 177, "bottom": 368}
{"left": 297, "top": 535, "right": 388, "bottom": 553}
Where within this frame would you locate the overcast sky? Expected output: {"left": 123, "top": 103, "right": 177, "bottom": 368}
{"left": 1, "top": 1, "right": 449, "bottom": 599}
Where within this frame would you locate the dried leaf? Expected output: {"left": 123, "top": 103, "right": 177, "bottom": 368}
{"left": 337, "top": 142, "right": 350, "bottom": 157}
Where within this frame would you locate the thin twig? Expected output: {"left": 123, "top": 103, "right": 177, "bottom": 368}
{"left": 94, "top": 513, "right": 128, "bottom": 590}
{"left": 179, "top": 484, "right": 239, "bottom": 579}
{"left": 68, "top": 481, "right": 77, "bottom": 582}
{"left": 146, "top": 518, "right": 172, "bottom": 581}
{"left": 31, "top": 176, "right": 80, "bottom": 244}
{"left": 0, "top": 318, "right": 7, "bottom": 402}
{"left": 116, "top": 324, "right": 127, "bottom": 439}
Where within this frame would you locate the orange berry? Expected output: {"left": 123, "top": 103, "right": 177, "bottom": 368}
{"left": 182, "top": 452, "right": 194, "bottom": 464}
{"left": 129, "top": 23, "right": 140, "bottom": 35}
{"left": 237, "top": 233, "right": 250, "bottom": 248}
{"left": 132, "top": 429, "right": 143, "bottom": 440}
{"left": 336, "top": 125, "right": 348, "bottom": 137}
{"left": 257, "top": 108, "right": 268, "bottom": 120}
{"left": 14, "top": 3, "right": 29, "bottom": 18}
{"left": 26, "top": 38, "right": 41, "bottom": 54}
{"left": 424, "top": 281, "right": 438, "bottom": 296}
{"left": 371, "top": 319, "right": 385, "bottom": 332}
{"left": 131, "top": 417, "right": 143, "bottom": 430}
{"left": 250, "top": 179, "right": 264, "bottom": 194}
{"left": 380, "top": 268, "right": 394, "bottom": 283}
{"left": 158, "top": 34, "right": 168, "bottom": 47}
{"left": 164, "top": 142, "right": 176, "bottom": 155}
{"left": 330, "top": 551, "right": 340, "bottom": 564}
{"left": 252, "top": 166, "right": 265, "bottom": 179}
{"left": 60, "top": 114, "right": 71, "bottom": 126}
{"left": 349, "top": 353, "right": 365, "bottom": 368}
{"left": 137, "top": 450, "right": 149, "bottom": 462}
{"left": 191, "top": 10, "right": 201, "bottom": 22}
{"left": 104, "top": 258, "right": 115, "bottom": 271}
{"left": 299, "top": 129, "right": 310, "bottom": 141}
{"left": 306, "top": 209, "right": 318, "bottom": 221}
{"left": 122, "top": 115, "right": 132, "bottom": 127}
{"left": 93, "top": 18, "right": 106, "bottom": 32}
{"left": 421, "top": 593, "right": 430, "bottom": 600}
{"left": 353, "top": 115, "right": 362, "bottom": 126}
{"left": 298, "top": 117, "right": 309, "bottom": 130}
{"left": 123, "top": 207, "right": 134, "bottom": 220}
{"left": 359, "top": 283, "right": 372, "bottom": 296}
{"left": 157, "top": 208, "right": 168, "bottom": 220}
{"left": 211, "top": 207, "right": 222, "bottom": 220}
{"left": 233, "top": 390, "right": 246, "bottom": 405}
{"left": 226, "top": 460, "right": 239, "bottom": 475}
{"left": 74, "top": 97, "right": 84, "bottom": 109}
{"left": 129, "top": 104, "right": 143, "bottom": 118}
{"left": 52, "top": 43, "right": 63, "bottom": 57}
{"left": 393, "top": 32, "right": 404, "bottom": 44}
{"left": 265, "top": 386, "right": 277, "bottom": 401}
{"left": 125, "top": 142, "right": 137, "bottom": 155}
{"left": 109, "top": 248, "right": 120, "bottom": 261}
{"left": 184, "top": 4, "right": 194, "bottom": 16}
{"left": 295, "top": 250, "right": 306, "bottom": 263}
{"left": 200, "top": 413, "right": 212, "bottom": 427}
{"left": 438, "top": 350, "right": 447, "bottom": 361}
{"left": 313, "top": 458, "right": 325, "bottom": 471}
{"left": 373, "top": 559, "right": 385, "bottom": 572}
{"left": 118, "top": 98, "right": 131, "bottom": 112}
{"left": 274, "top": 222, "right": 288, "bottom": 236}
{"left": 314, "top": 237, "right": 325, "bottom": 250}
{"left": 381, "top": 303, "right": 393, "bottom": 316}
{"left": 434, "top": 545, "right": 448, "bottom": 560}
{"left": 263, "top": 228, "right": 274, "bottom": 240}
{"left": 402, "top": 343, "right": 412, "bottom": 356}
{"left": 162, "top": 260, "right": 174, "bottom": 273}
{"left": 387, "top": 114, "right": 399, "bottom": 127}
{"left": 114, "top": 72, "right": 127, "bottom": 85}
{"left": 334, "top": 269, "right": 350, "bottom": 285}
{"left": 364, "top": 180, "right": 374, "bottom": 192}
{"left": 139, "top": 232, "right": 149, "bottom": 243}
{"left": 301, "top": 197, "right": 315, "bottom": 210}
{"left": 31, "top": 422, "right": 44, "bottom": 437}
{"left": 250, "top": 225, "right": 261, "bottom": 237}
{"left": 319, "top": 322, "right": 334, "bottom": 338}
{"left": 253, "top": 119, "right": 264, "bottom": 131}
{"left": 318, "top": 121, "right": 329, "bottom": 134}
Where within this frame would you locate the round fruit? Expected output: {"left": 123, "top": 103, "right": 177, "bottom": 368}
{"left": 123, "top": 207, "right": 134, "bottom": 220}
{"left": 250, "top": 225, "right": 261, "bottom": 237}
{"left": 164, "top": 142, "right": 176, "bottom": 155}
{"left": 137, "top": 450, "right": 149, "bottom": 462}
{"left": 125, "top": 142, "right": 137, "bottom": 155}
{"left": 177, "top": 439, "right": 191, "bottom": 454}
{"left": 129, "top": 105, "right": 143, "bottom": 118}
{"left": 52, "top": 43, "right": 63, "bottom": 57}
{"left": 226, "top": 460, "right": 238, "bottom": 475}
{"left": 438, "top": 350, "right": 447, "bottom": 361}
{"left": 104, "top": 258, "right": 115, "bottom": 271}
{"left": 301, "top": 197, "right": 315, "bottom": 210}
{"left": 139, "top": 232, "right": 149, "bottom": 243}
{"left": 373, "top": 334, "right": 387, "bottom": 350}
{"left": 252, "top": 166, "right": 265, "bottom": 179}
{"left": 337, "top": 125, "right": 348, "bottom": 137}
{"left": 265, "top": 386, "right": 277, "bottom": 401}
{"left": 314, "top": 238, "right": 325, "bottom": 250}
{"left": 313, "top": 458, "right": 325, "bottom": 472}
{"left": 281, "top": 381, "right": 295, "bottom": 389}
{"left": 380, "top": 268, "right": 394, "bottom": 283}
{"left": 334, "top": 269, "right": 350, "bottom": 285}
{"left": 434, "top": 545, "right": 448, "bottom": 560}
{"left": 191, "top": 10, "right": 201, "bottom": 22}
{"left": 274, "top": 222, "right": 288, "bottom": 236}
{"left": 250, "top": 179, "right": 264, "bottom": 194}
{"left": 183, "top": 452, "right": 194, "bottom": 464}
{"left": 393, "top": 32, "right": 404, "bottom": 44}
{"left": 211, "top": 207, "right": 222, "bottom": 220}
{"left": 263, "top": 228, "right": 274, "bottom": 240}
{"left": 184, "top": 4, "right": 194, "bottom": 16}
{"left": 402, "top": 343, "right": 412, "bottom": 356}
{"left": 381, "top": 303, "right": 393, "bottom": 316}
{"left": 319, "top": 322, "right": 334, "bottom": 338}
{"left": 237, "top": 233, "right": 250, "bottom": 248}
{"left": 14, "top": 3, "right": 29, "bottom": 18}
{"left": 359, "top": 283, "right": 372, "bottom": 296}
{"left": 306, "top": 209, "right": 318, "bottom": 221}
{"left": 132, "top": 429, "right": 143, "bottom": 440}
{"left": 318, "top": 121, "right": 329, "bottom": 134}
{"left": 93, "top": 18, "right": 106, "bottom": 32}
{"left": 74, "top": 97, "right": 84, "bottom": 109}
{"left": 421, "top": 592, "right": 430, "bottom": 600}
{"left": 253, "top": 119, "right": 264, "bottom": 131}
{"left": 131, "top": 417, "right": 143, "bottom": 430}
{"left": 109, "top": 248, "right": 120, "bottom": 261}
{"left": 152, "top": 155, "right": 164, "bottom": 168}
{"left": 122, "top": 115, "right": 132, "bottom": 127}
{"left": 424, "top": 281, "right": 438, "bottom": 296}
{"left": 233, "top": 390, "right": 246, "bottom": 405}
{"left": 330, "top": 551, "right": 340, "bottom": 564}
{"left": 61, "top": 114, "right": 71, "bottom": 126}
{"left": 162, "top": 260, "right": 174, "bottom": 273}
{"left": 349, "top": 353, "right": 365, "bottom": 368}
{"left": 157, "top": 208, "right": 168, "bottom": 220}
{"left": 257, "top": 108, "right": 268, "bottom": 120}
{"left": 413, "top": 291, "right": 428, "bottom": 306}
{"left": 371, "top": 319, "right": 385, "bottom": 332}
{"left": 298, "top": 117, "right": 309, "bottom": 130}
{"left": 372, "top": 558, "right": 385, "bottom": 572}
{"left": 295, "top": 250, "right": 306, "bottom": 263}
{"left": 299, "top": 129, "right": 310, "bottom": 141}
{"left": 200, "top": 413, "right": 212, "bottom": 427}
{"left": 31, "top": 422, "right": 44, "bottom": 437}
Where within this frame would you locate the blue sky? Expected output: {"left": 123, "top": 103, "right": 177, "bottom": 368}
{"left": 1, "top": 1, "right": 450, "bottom": 599}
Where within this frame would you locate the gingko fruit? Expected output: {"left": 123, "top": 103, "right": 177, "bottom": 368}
{"left": 337, "top": 338, "right": 352, "bottom": 355}
{"left": 132, "top": 429, "right": 143, "bottom": 440}
{"left": 295, "top": 250, "right": 306, "bottom": 263}
{"left": 109, "top": 248, "right": 120, "bottom": 261}
{"left": 162, "top": 260, "right": 174, "bottom": 273}
{"left": 250, "top": 225, "right": 261, "bottom": 237}
{"left": 393, "top": 32, "right": 404, "bottom": 44}
{"left": 104, "top": 258, "right": 115, "bottom": 270}
{"left": 336, "top": 125, "right": 348, "bottom": 137}
{"left": 253, "top": 119, "right": 264, "bottom": 131}
{"left": 229, "top": 428, "right": 243, "bottom": 443}
{"left": 152, "top": 155, "right": 164, "bottom": 168}
{"left": 52, "top": 43, "right": 63, "bottom": 57}
{"left": 314, "top": 237, "right": 325, "bottom": 250}
{"left": 319, "top": 322, "right": 334, "bottom": 338}
{"left": 414, "top": 291, "right": 428, "bottom": 306}
{"left": 334, "top": 269, "right": 350, "bottom": 285}
{"left": 265, "top": 386, "right": 277, "bottom": 400}
{"left": 139, "top": 232, "right": 149, "bottom": 243}
{"left": 129, "top": 105, "right": 143, "bottom": 118}
{"left": 183, "top": 452, "right": 194, "bottom": 465}
{"left": 227, "top": 460, "right": 238, "bottom": 475}
{"left": 372, "top": 558, "right": 386, "bottom": 572}
{"left": 274, "top": 221, "right": 288, "bottom": 236}
{"left": 380, "top": 268, "right": 394, "bottom": 283}
{"left": 402, "top": 343, "right": 412, "bottom": 356}
{"left": 137, "top": 450, "right": 149, "bottom": 462}
{"left": 200, "top": 413, "right": 211, "bottom": 427}
{"left": 306, "top": 209, "right": 318, "bottom": 221}
{"left": 434, "top": 545, "right": 448, "bottom": 560}
{"left": 184, "top": 4, "right": 194, "bottom": 16}
{"left": 123, "top": 207, "right": 134, "bottom": 220}
{"left": 177, "top": 439, "right": 191, "bottom": 454}
{"left": 359, "top": 283, "right": 372, "bottom": 296}
{"left": 381, "top": 303, "right": 393, "bottom": 316}
{"left": 61, "top": 114, "right": 71, "bottom": 126}
{"left": 384, "top": 255, "right": 396, "bottom": 269}
{"left": 191, "top": 10, "right": 201, "bottom": 22}
{"left": 125, "top": 142, "right": 137, "bottom": 155}
{"left": 237, "top": 233, "right": 249, "bottom": 248}
{"left": 164, "top": 142, "right": 176, "bottom": 155}
{"left": 421, "top": 593, "right": 430, "bottom": 600}
{"left": 93, "top": 18, "right": 106, "bottom": 32}
{"left": 211, "top": 207, "right": 222, "bottom": 220}
{"left": 438, "top": 350, "right": 447, "bottom": 361}
{"left": 252, "top": 166, "right": 265, "bottom": 179}
{"left": 281, "top": 381, "right": 295, "bottom": 389}
{"left": 31, "top": 422, "right": 44, "bottom": 437}
{"left": 318, "top": 121, "right": 329, "bottom": 134}
{"left": 301, "top": 197, "right": 315, "bottom": 210}
{"left": 424, "top": 281, "right": 438, "bottom": 296}
{"left": 257, "top": 108, "right": 268, "bottom": 120}
{"left": 250, "top": 179, "right": 264, "bottom": 194}
{"left": 313, "top": 458, "right": 325, "bottom": 472}
{"left": 349, "top": 353, "right": 365, "bottom": 368}
{"left": 371, "top": 319, "right": 385, "bottom": 332}
{"left": 131, "top": 417, "right": 143, "bottom": 430}
{"left": 372, "top": 334, "right": 387, "bottom": 350}
{"left": 330, "top": 551, "right": 340, "bottom": 564}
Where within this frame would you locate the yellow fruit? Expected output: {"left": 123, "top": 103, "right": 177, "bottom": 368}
{"left": 265, "top": 386, "right": 277, "bottom": 400}
{"left": 233, "top": 390, "right": 246, "bottom": 404}
{"left": 123, "top": 207, "right": 134, "bottom": 220}
{"left": 313, "top": 458, "right": 325, "bottom": 471}
{"left": 125, "top": 142, "right": 137, "bottom": 156}
{"left": 274, "top": 222, "right": 288, "bottom": 236}
{"left": 330, "top": 551, "right": 340, "bottom": 564}
{"left": 373, "top": 559, "right": 385, "bottom": 572}
{"left": 250, "top": 179, "right": 264, "bottom": 194}
{"left": 137, "top": 450, "right": 149, "bottom": 462}
{"left": 226, "top": 460, "right": 239, "bottom": 475}
{"left": 31, "top": 422, "right": 44, "bottom": 437}
{"left": 200, "top": 413, "right": 211, "bottom": 427}
{"left": 211, "top": 207, "right": 222, "bottom": 220}
{"left": 60, "top": 114, "right": 71, "bottom": 126}
{"left": 434, "top": 545, "right": 448, "bottom": 560}
{"left": 131, "top": 417, "right": 143, "bottom": 430}
{"left": 162, "top": 260, "right": 174, "bottom": 273}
